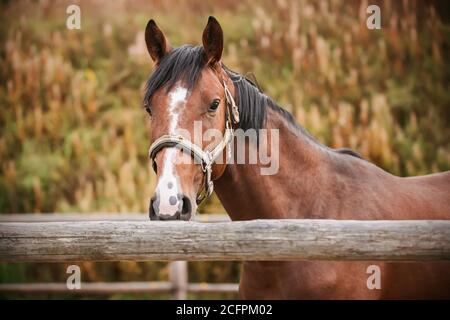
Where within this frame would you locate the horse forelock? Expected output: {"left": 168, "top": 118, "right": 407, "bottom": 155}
{"left": 144, "top": 45, "right": 205, "bottom": 106}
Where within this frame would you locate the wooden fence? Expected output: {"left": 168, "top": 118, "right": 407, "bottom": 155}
{"left": 0, "top": 213, "right": 235, "bottom": 299}
{"left": 1, "top": 219, "right": 449, "bottom": 262}
{"left": 1, "top": 213, "right": 450, "bottom": 298}
{"left": 0, "top": 261, "right": 238, "bottom": 299}
{"left": 0, "top": 213, "right": 229, "bottom": 223}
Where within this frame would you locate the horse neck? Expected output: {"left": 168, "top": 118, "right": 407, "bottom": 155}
{"left": 214, "top": 107, "right": 331, "bottom": 221}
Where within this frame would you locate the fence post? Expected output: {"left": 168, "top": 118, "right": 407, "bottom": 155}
{"left": 169, "top": 261, "right": 187, "bottom": 300}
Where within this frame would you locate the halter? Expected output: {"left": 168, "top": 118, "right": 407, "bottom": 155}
{"left": 148, "top": 78, "right": 239, "bottom": 205}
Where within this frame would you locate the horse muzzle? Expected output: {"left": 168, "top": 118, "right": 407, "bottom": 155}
{"left": 149, "top": 192, "right": 193, "bottom": 221}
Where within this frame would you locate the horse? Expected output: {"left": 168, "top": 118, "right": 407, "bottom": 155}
{"left": 143, "top": 16, "right": 450, "bottom": 299}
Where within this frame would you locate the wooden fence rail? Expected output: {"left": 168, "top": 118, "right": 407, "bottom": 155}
{"left": 0, "top": 213, "right": 230, "bottom": 222}
{"left": 1, "top": 219, "right": 450, "bottom": 262}
{"left": 0, "top": 214, "right": 234, "bottom": 298}
{"left": 0, "top": 282, "right": 239, "bottom": 295}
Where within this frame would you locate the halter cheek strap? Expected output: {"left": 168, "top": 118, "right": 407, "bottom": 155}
{"left": 224, "top": 81, "right": 239, "bottom": 124}
{"left": 148, "top": 79, "right": 239, "bottom": 205}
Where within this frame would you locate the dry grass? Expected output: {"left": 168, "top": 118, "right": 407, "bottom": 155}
{"left": 0, "top": 0, "right": 449, "bottom": 297}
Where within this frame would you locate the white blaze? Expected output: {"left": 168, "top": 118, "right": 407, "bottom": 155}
{"left": 168, "top": 86, "right": 187, "bottom": 133}
{"left": 155, "top": 86, "right": 188, "bottom": 216}
{"left": 156, "top": 148, "right": 180, "bottom": 216}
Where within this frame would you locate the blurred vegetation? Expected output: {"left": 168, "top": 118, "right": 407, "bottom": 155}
{"left": 0, "top": 0, "right": 449, "bottom": 298}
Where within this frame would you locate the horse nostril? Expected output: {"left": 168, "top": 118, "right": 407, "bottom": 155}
{"left": 149, "top": 195, "right": 159, "bottom": 220}
{"left": 180, "top": 195, "right": 192, "bottom": 219}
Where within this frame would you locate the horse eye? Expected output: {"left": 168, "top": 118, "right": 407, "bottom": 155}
{"left": 145, "top": 105, "right": 152, "bottom": 116}
{"left": 208, "top": 99, "right": 220, "bottom": 112}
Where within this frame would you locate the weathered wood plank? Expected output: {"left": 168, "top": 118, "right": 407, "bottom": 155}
{"left": 188, "top": 283, "right": 239, "bottom": 293}
{"left": 0, "top": 282, "right": 239, "bottom": 294}
{"left": 0, "top": 220, "right": 449, "bottom": 262}
{"left": 0, "top": 213, "right": 229, "bottom": 222}
{"left": 0, "top": 282, "right": 172, "bottom": 294}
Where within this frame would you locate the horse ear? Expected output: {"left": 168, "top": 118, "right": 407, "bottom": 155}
{"left": 145, "top": 19, "right": 171, "bottom": 64}
{"left": 202, "top": 16, "right": 223, "bottom": 65}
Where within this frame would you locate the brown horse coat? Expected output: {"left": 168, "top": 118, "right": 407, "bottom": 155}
{"left": 144, "top": 17, "right": 450, "bottom": 299}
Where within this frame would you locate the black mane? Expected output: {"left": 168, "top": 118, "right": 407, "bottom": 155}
{"left": 143, "top": 44, "right": 293, "bottom": 132}
{"left": 143, "top": 45, "right": 361, "bottom": 159}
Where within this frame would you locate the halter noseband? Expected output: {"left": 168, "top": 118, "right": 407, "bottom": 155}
{"left": 148, "top": 79, "right": 239, "bottom": 205}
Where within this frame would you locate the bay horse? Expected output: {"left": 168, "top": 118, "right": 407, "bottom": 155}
{"left": 143, "top": 17, "right": 450, "bottom": 299}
